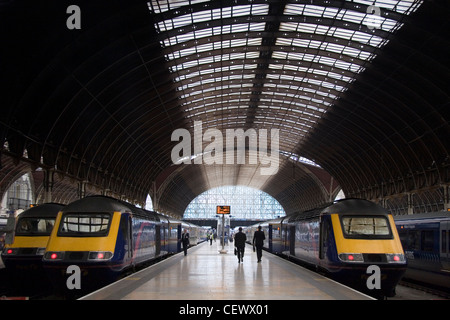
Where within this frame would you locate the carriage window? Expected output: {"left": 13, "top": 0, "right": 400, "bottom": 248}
{"left": 406, "top": 230, "right": 420, "bottom": 250}
{"left": 421, "top": 231, "right": 434, "bottom": 252}
{"left": 442, "top": 230, "right": 447, "bottom": 253}
{"left": 15, "top": 217, "right": 55, "bottom": 236}
{"left": 341, "top": 216, "right": 392, "bottom": 239}
{"left": 58, "top": 213, "right": 111, "bottom": 237}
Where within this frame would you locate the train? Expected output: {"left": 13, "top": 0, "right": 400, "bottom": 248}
{"left": 1, "top": 203, "right": 64, "bottom": 292}
{"left": 245, "top": 199, "right": 407, "bottom": 297}
{"left": 40, "top": 195, "right": 205, "bottom": 293}
{"left": 394, "top": 212, "right": 450, "bottom": 293}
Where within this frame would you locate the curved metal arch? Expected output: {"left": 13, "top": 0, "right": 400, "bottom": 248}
{"left": 67, "top": 72, "right": 178, "bottom": 181}
{"left": 48, "top": 66, "right": 163, "bottom": 174}
{"left": 35, "top": 33, "right": 175, "bottom": 182}
{"left": 343, "top": 66, "right": 443, "bottom": 182}
{"left": 106, "top": 123, "right": 176, "bottom": 192}
{"left": 81, "top": 86, "right": 174, "bottom": 175}
{"left": 299, "top": 67, "right": 445, "bottom": 198}
{"left": 301, "top": 100, "right": 410, "bottom": 194}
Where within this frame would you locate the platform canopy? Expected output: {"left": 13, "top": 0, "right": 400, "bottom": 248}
{"left": 0, "top": 0, "right": 449, "bottom": 217}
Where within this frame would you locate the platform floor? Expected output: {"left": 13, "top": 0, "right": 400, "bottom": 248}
{"left": 81, "top": 241, "right": 373, "bottom": 300}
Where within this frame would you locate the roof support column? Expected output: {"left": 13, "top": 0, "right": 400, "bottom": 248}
{"left": 443, "top": 185, "right": 450, "bottom": 212}
{"left": 407, "top": 192, "right": 414, "bottom": 215}
{"left": 77, "top": 180, "right": 88, "bottom": 199}
{"left": 43, "top": 169, "right": 55, "bottom": 203}
{"left": 152, "top": 181, "right": 160, "bottom": 212}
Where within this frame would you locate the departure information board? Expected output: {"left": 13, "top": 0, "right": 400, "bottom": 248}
{"left": 216, "top": 206, "right": 230, "bottom": 214}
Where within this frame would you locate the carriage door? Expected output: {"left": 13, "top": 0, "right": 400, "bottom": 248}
{"left": 319, "top": 216, "right": 326, "bottom": 260}
{"left": 177, "top": 224, "right": 182, "bottom": 252}
{"left": 440, "top": 220, "right": 450, "bottom": 271}
{"left": 268, "top": 224, "right": 273, "bottom": 252}
{"left": 155, "top": 225, "right": 161, "bottom": 256}
{"left": 290, "top": 226, "right": 296, "bottom": 256}
{"left": 120, "top": 215, "right": 133, "bottom": 260}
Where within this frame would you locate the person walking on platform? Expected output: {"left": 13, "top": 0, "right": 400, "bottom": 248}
{"left": 181, "top": 229, "right": 190, "bottom": 256}
{"left": 234, "top": 227, "right": 247, "bottom": 263}
{"left": 252, "top": 226, "right": 265, "bottom": 263}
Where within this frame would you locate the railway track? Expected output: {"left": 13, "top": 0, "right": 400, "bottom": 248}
{"left": 399, "top": 279, "right": 450, "bottom": 299}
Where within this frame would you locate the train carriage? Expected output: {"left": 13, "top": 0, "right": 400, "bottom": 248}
{"left": 167, "top": 220, "right": 207, "bottom": 253}
{"left": 42, "top": 196, "right": 170, "bottom": 292}
{"left": 395, "top": 212, "right": 450, "bottom": 292}
{"left": 1, "top": 203, "right": 64, "bottom": 291}
{"left": 42, "top": 195, "right": 205, "bottom": 294}
{"left": 2, "top": 203, "right": 63, "bottom": 266}
{"left": 268, "top": 217, "right": 284, "bottom": 253}
{"left": 246, "top": 199, "right": 407, "bottom": 297}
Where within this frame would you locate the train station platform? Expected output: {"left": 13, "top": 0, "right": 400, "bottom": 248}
{"left": 80, "top": 241, "right": 373, "bottom": 300}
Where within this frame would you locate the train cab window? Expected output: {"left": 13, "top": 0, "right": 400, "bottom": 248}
{"left": 58, "top": 213, "right": 111, "bottom": 237}
{"left": 341, "top": 216, "right": 392, "bottom": 239}
{"left": 15, "top": 217, "right": 55, "bottom": 236}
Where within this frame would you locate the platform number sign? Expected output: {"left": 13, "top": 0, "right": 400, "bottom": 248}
{"left": 217, "top": 206, "right": 230, "bottom": 214}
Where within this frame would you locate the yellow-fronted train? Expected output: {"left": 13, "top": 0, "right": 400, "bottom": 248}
{"left": 245, "top": 199, "right": 407, "bottom": 298}
{"left": 42, "top": 196, "right": 204, "bottom": 294}
{"left": 1, "top": 203, "right": 64, "bottom": 293}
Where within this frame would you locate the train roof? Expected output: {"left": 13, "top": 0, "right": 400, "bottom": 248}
{"left": 267, "top": 217, "right": 286, "bottom": 224}
{"left": 287, "top": 199, "right": 387, "bottom": 222}
{"left": 18, "top": 203, "right": 65, "bottom": 218}
{"left": 394, "top": 211, "right": 450, "bottom": 222}
{"left": 322, "top": 199, "right": 387, "bottom": 215}
{"left": 62, "top": 195, "right": 162, "bottom": 221}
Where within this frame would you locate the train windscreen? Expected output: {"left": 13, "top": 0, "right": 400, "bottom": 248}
{"left": 16, "top": 217, "right": 55, "bottom": 236}
{"left": 341, "top": 216, "right": 393, "bottom": 239}
{"left": 58, "top": 213, "right": 111, "bottom": 237}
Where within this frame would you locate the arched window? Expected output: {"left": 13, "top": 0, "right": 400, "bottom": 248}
{"left": 183, "top": 186, "right": 285, "bottom": 220}
{"left": 1, "top": 173, "right": 34, "bottom": 216}
{"left": 145, "top": 194, "right": 153, "bottom": 211}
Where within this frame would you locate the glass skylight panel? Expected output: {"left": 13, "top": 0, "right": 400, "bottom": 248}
{"left": 149, "top": 0, "right": 210, "bottom": 14}
{"left": 167, "top": 38, "right": 262, "bottom": 60}
{"left": 284, "top": 3, "right": 403, "bottom": 33}
{"left": 179, "top": 83, "right": 253, "bottom": 100}
{"left": 156, "top": 4, "right": 268, "bottom": 32}
{"left": 352, "top": 0, "right": 423, "bottom": 15}
{"left": 177, "top": 63, "right": 257, "bottom": 81}
{"left": 163, "top": 23, "right": 266, "bottom": 47}
{"left": 178, "top": 73, "right": 254, "bottom": 91}
{"left": 170, "top": 51, "right": 259, "bottom": 72}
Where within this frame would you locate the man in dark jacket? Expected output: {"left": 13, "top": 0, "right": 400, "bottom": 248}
{"left": 234, "top": 227, "right": 247, "bottom": 263}
{"left": 181, "top": 229, "right": 190, "bottom": 256}
{"left": 252, "top": 226, "right": 266, "bottom": 262}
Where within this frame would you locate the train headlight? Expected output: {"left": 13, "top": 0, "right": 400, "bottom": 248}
{"left": 36, "top": 247, "right": 46, "bottom": 256}
{"left": 3, "top": 248, "right": 18, "bottom": 255}
{"left": 338, "top": 253, "right": 364, "bottom": 262}
{"left": 386, "top": 254, "right": 405, "bottom": 263}
{"left": 44, "top": 251, "right": 64, "bottom": 260}
{"left": 88, "top": 251, "right": 113, "bottom": 261}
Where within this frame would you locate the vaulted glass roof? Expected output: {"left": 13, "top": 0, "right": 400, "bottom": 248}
{"left": 148, "top": 0, "right": 423, "bottom": 155}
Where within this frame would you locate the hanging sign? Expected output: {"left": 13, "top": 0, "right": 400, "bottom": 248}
{"left": 216, "top": 206, "right": 230, "bottom": 214}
